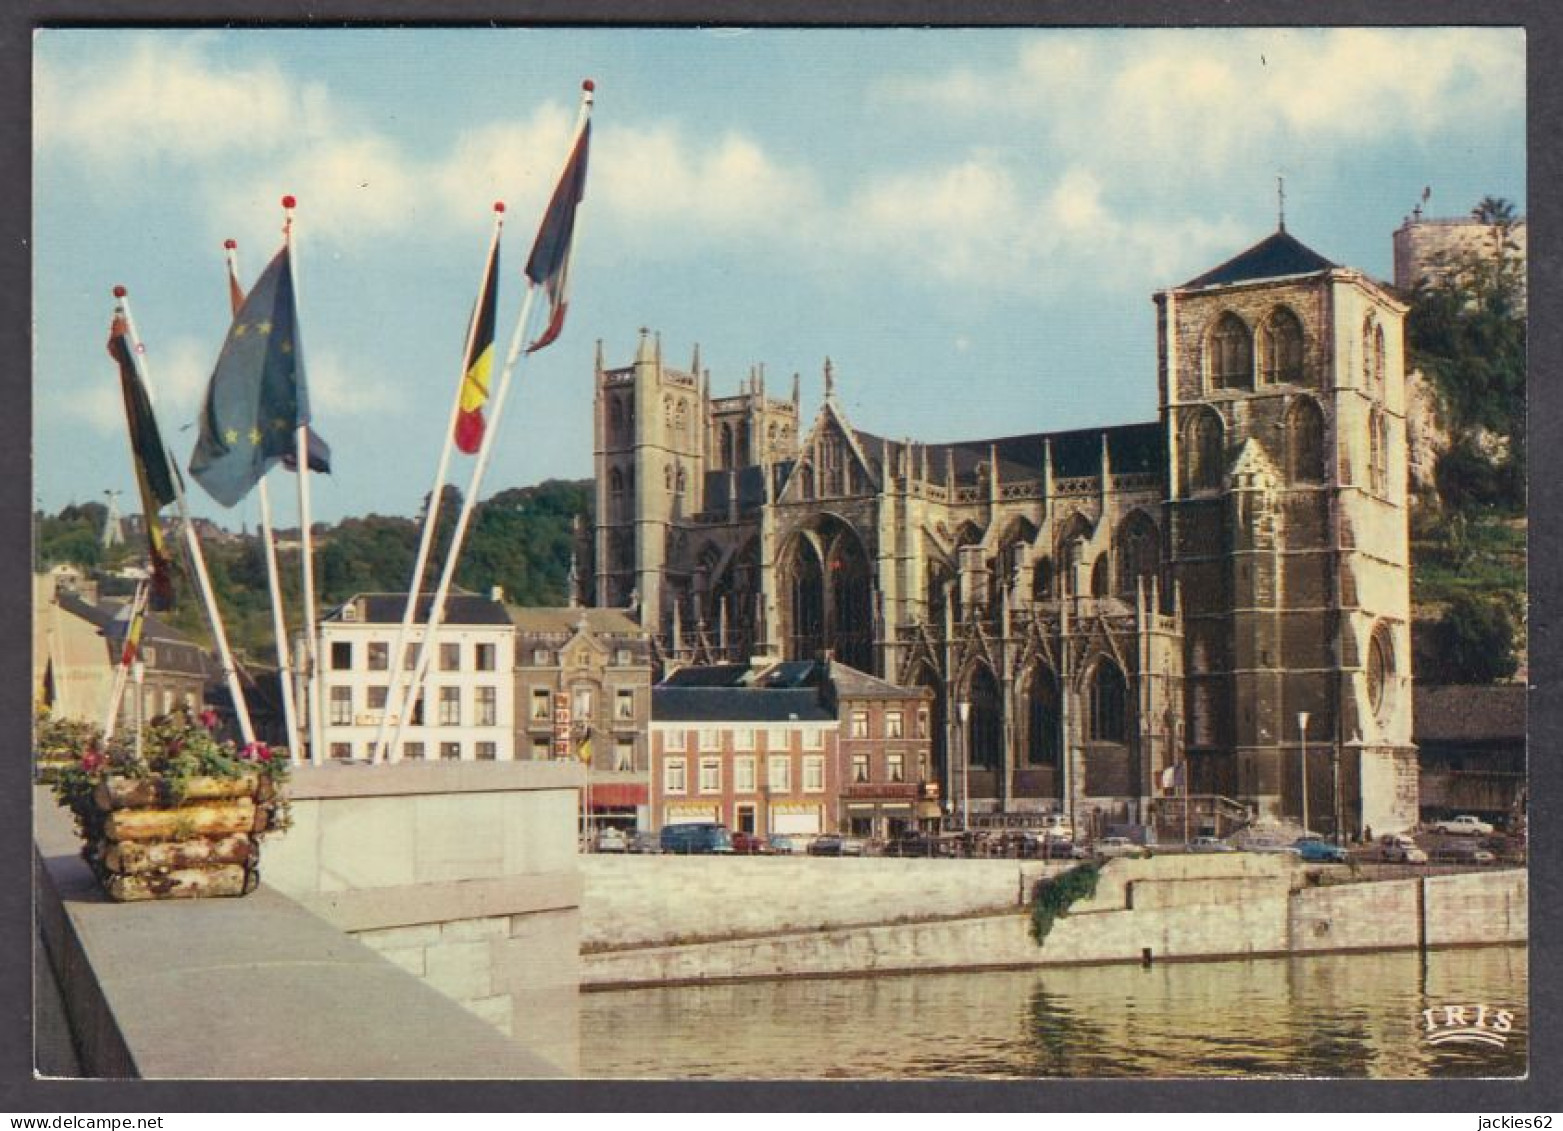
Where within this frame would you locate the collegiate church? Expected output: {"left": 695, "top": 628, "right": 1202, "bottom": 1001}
{"left": 590, "top": 225, "right": 1418, "bottom": 836}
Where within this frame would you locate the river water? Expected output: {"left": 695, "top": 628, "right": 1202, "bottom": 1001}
{"left": 578, "top": 945, "right": 1526, "bottom": 1079}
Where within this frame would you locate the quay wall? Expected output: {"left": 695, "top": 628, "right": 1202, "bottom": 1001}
{"left": 578, "top": 855, "right": 1063, "bottom": 949}
{"left": 581, "top": 855, "right": 1527, "bottom": 990}
{"left": 264, "top": 761, "right": 585, "bottom": 1073}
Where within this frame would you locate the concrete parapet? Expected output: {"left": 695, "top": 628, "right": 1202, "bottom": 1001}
{"left": 34, "top": 789, "right": 558, "bottom": 1078}
{"left": 264, "top": 761, "right": 584, "bottom": 1072}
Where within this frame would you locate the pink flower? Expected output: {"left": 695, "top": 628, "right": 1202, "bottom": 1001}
{"left": 240, "top": 742, "right": 271, "bottom": 763}
{"left": 80, "top": 748, "right": 105, "bottom": 774}
{"left": 199, "top": 709, "right": 220, "bottom": 732}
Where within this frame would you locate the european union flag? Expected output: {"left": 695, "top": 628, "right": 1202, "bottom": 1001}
{"left": 190, "top": 246, "right": 311, "bottom": 507}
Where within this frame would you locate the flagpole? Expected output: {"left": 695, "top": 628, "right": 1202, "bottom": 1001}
{"left": 102, "top": 577, "right": 151, "bottom": 742}
{"left": 388, "top": 79, "right": 593, "bottom": 760}
{"left": 226, "top": 239, "right": 303, "bottom": 761}
{"left": 385, "top": 281, "right": 540, "bottom": 761}
{"left": 372, "top": 203, "right": 506, "bottom": 764}
{"left": 116, "top": 286, "right": 256, "bottom": 745}
{"left": 281, "top": 195, "right": 326, "bottom": 765}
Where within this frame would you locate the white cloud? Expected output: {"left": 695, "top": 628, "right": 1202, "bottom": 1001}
{"left": 306, "top": 350, "right": 404, "bottom": 416}
{"left": 53, "top": 335, "right": 212, "bottom": 437}
{"left": 35, "top": 34, "right": 298, "bottom": 164}
{"left": 593, "top": 124, "right": 819, "bottom": 238}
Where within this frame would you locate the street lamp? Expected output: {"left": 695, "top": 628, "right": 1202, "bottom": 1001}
{"left": 958, "top": 699, "right": 972, "bottom": 831}
{"left": 1297, "top": 711, "right": 1311, "bottom": 835}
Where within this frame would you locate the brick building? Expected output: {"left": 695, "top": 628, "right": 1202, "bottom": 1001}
{"left": 824, "top": 660, "right": 937, "bottom": 838}
{"left": 650, "top": 674, "right": 840, "bottom": 838}
{"left": 511, "top": 606, "right": 654, "bottom": 829}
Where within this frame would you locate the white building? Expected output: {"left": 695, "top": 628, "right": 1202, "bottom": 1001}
{"left": 317, "top": 592, "right": 516, "bottom": 762}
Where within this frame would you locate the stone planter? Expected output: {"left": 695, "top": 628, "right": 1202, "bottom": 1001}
{"left": 76, "top": 773, "right": 274, "bottom": 901}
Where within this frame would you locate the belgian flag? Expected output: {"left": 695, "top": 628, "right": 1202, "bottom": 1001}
{"left": 454, "top": 238, "right": 500, "bottom": 455}
{"left": 107, "top": 308, "right": 178, "bottom": 610}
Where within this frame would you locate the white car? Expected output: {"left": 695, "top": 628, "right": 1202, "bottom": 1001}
{"left": 594, "top": 827, "right": 629, "bottom": 853}
{"left": 1379, "top": 834, "right": 1428, "bottom": 864}
{"left": 1433, "top": 815, "right": 1494, "bottom": 837}
{"left": 1094, "top": 836, "right": 1148, "bottom": 859}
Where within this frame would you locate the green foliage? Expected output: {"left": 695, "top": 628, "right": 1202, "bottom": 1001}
{"left": 43, "top": 706, "right": 290, "bottom": 836}
{"left": 1405, "top": 198, "right": 1526, "bottom": 516}
{"left": 1416, "top": 593, "right": 1519, "bottom": 685}
{"left": 37, "top": 479, "right": 594, "bottom": 663}
{"left": 1029, "top": 862, "right": 1100, "bottom": 945}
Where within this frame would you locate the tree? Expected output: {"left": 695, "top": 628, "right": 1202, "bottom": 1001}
{"left": 1406, "top": 197, "right": 1526, "bottom": 515}
{"left": 1421, "top": 594, "right": 1518, "bottom": 685}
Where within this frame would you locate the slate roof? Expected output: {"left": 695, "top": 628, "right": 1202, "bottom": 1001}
{"left": 885, "top": 421, "right": 1165, "bottom": 485}
{"left": 1413, "top": 685, "right": 1526, "bottom": 744}
{"left": 509, "top": 606, "right": 645, "bottom": 635}
{"left": 827, "top": 659, "right": 928, "bottom": 700}
{"left": 324, "top": 592, "right": 513, "bottom": 626}
{"left": 652, "top": 686, "right": 834, "bottom": 724}
{"left": 53, "top": 592, "right": 217, "bottom": 677}
{"left": 1182, "top": 229, "right": 1337, "bottom": 289}
{"left": 660, "top": 663, "right": 753, "bottom": 688}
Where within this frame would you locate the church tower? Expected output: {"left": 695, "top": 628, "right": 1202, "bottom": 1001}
{"left": 593, "top": 329, "right": 705, "bottom": 630}
{"left": 1156, "top": 227, "right": 1415, "bottom": 833}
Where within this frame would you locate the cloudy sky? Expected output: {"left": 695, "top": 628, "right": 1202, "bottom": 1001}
{"left": 34, "top": 27, "right": 1525, "bottom": 527}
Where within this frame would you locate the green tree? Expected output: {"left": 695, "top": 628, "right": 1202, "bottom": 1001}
{"left": 1420, "top": 594, "right": 1518, "bottom": 685}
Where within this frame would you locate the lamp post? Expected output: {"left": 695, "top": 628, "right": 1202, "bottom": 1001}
{"left": 958, "top": 699, "right": 972, "bottom": 831}
{"left": 1297, "top": 711, "right": 1311, "bottom": 835}
{"left": 132, "top": 661, "right": 145, "bottom": 764}
{"left": 1331, "top": 745, "right": 1343, "bottom": 846}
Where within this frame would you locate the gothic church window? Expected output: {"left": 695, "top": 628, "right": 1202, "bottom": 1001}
{"left": 720, "top": 423, "right": 734, "bottom": 468}
{"left": 1374, "top": 323, "right": 1387, "bottom": 393}
{"left": 608, "top": 398, "right": 624, "bottom": 440}
{"left": 1285, "top": 398, "right": 1326, "bottom": 483}
{"left": 1087, "top": 660, "right": 1128, "bottom": 743}
{"left": 1090, "top": 557, "right": 1109, "bottom": 598}
{"left": 1209, "top": 312, "right": 1253, "bottom": 391}
{"left": 1117, "top": 512, "right": 1160, "bottom": 598}
{"left": 1032, "top": 558, "right": 1053, "bottom": 601}
{"left": 1025, "top": 667, "right": 1062, "bottom": 767}
{"left": 1368, "top": 407, "right": 1388, "bottom": 495}
{"left": 1183, "top": 409, "right": 1224, "bottom": 494}
{"left": 1367, "top": 622, "right": 1395, "bottom": 723}
{"left": 1261, "top": 308, "right": 1305, "bottom": 384}
{"left": 608, "top": 467, "right": 625, "bottom": 519}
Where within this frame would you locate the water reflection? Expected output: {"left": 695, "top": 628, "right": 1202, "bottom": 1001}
{"left": 579, "top": 945, "right": 1526, "bottom": 1079}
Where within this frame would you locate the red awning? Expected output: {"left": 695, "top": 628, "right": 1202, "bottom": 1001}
{"left": 587, "top": 782, "right": 647, "bottom": 809}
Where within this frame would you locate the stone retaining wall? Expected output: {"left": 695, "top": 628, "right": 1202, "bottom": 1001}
{"left": 581, "top": 854, "right": 1528, "bottom": 989}
{"left": 580, "top": 855, "right": 1062, "bottom": 950}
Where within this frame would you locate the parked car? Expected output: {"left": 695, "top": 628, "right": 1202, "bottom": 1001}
{"left": 1442, "top": 842, "right": 1497, "bottom": 866}
{"left": 766, "top": 834, "right": 798, "bottom": 855}
{"left": 659, "top": 822, "right": 734, "bottom": 855}
{"left": 1379, "top": 834, "right": 1428, "bottom": 864}
{"left": 1035, "top": 836, "right": 1088, "bottom": 860}
{"left": 1292, "top": 836, "right": 1349, "bottom": 864}
{"left": 884, "top": 831, "right": 951, "bottom": 857}
{"left": 627, "top": 831, "right": 660, "bottom": 854}
{"left": 1190, "top": 835, "right": 1237, "bottom": 854}
{"left": 594, "top": 827, "right": 628, "bottom": 854}
{"left": 1242, "top": 837, "right": 1301, "bottom": 855}
{"left": 1039, "top": 813, "right": 1074, "bottom": 842}
{"left": 808, "top": 834, "right": 867, "bottom": 857}
{"left": 1094, "top": 836, "right": 1148, "bottom": 860}
{"left": 1433, "top": 815, "right": 1495, "bottom": 837}
{"left": 730, "top": 830, "right": 768, "bottom": 855}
